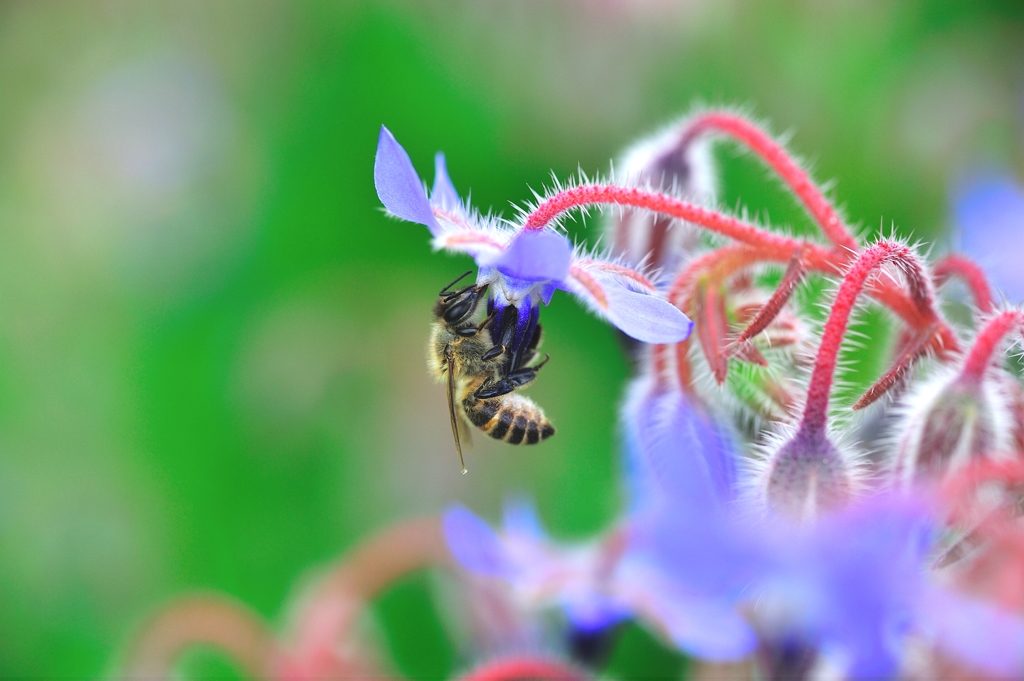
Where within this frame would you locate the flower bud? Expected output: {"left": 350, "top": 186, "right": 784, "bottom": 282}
{"left": 892, "top": 369, "right": 1013, "bottom": 487}
{"left": 757, "top": 426, "right": 861, "bottom": 522}
{"left": 605, "top": 118, "right": 718, "bottom": 273}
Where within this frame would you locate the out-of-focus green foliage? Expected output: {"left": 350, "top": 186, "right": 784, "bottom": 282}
{"left": 0, "top": 1, "right": 1021, "bottom": 678}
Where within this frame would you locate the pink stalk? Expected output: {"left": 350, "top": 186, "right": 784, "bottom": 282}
{"left": 959, "top": 310, "right": 1024, "bottom": 386}
{"left": 454, "top": 658, "right": 592, "bottom": 681}
{"left": 800, "top": 241, "right": 934, "bottom": 434}
{"left": 934, "top": 254, "right": 995, "bottom": 314}
{"left": 522, "top": 184, "right": 802, "bottom": 253}
{"left": 852, "top": 323, "right": 938, "bottom": 410}
{"left": 678, "top": 111, "right": 858, "bottom": 250}
{"left": 120, "top": 594, "right": 279, "bottom": 680}
{"left": 694, "top": 279, "right": 730, "bottom": 384}
{"left": 527, "top": 185, "right": 959, "bottom": 357}
{"left": 735, "top": 247, "right": 807, "bottom": 344}
{"left": 286, "top": 517, "right": 452, "bottom": 668}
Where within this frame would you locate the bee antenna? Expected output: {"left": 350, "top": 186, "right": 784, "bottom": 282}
{"left": 440, "top": 270, "right": 474, "bottom": 296}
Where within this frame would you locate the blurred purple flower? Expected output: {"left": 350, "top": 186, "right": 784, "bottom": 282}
{"left": 622, "top": 376, "right": 947, "bottom": 676}
{"left": 373, "top": 126, "right": 693, "bottom": 368}
{"left": 442, "top": 378, "right": 757, "bottom": 661}
{"left": 919, "top": 586, "right": 1024, "bottom": 677}
{"left": 752, "top": 495, "right": 932, "bottom": 679}
{"left": 622, "top": 377, "right": 762, "bottom": 659}
{"left": 443, "top": 499, "right": 632, "bottom": 635}
{"left": 953, "top": 172, "right": 1024, "bottom": 301}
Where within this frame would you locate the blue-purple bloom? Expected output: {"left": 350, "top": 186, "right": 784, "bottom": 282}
{"left": 442, "top": 377, "right": 759, "bottom": 661}
{"left": 443, "top": 499, "right": 632, "bottom": 635}
{"left": 374, "top": 126, "right": 694, "bottom": 365}
{"left": 621, "top": 375, "right": 968, "bottom": 678}
{"left": 954, "top": 172, "right": 1024, "bottom": 301}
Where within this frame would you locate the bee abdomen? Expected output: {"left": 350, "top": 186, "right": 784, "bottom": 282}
{"left": 467, "top": 395, "right": 555, "bottom": 445}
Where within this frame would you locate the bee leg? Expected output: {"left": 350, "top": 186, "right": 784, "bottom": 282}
{"left": 474, "top": 377, "right": 515, "bottom": 400}
{"left": 503, "top": 354, "right": 549, "bottom": 390}
{"left": 487, "top": 309, "right": 518, "bottom": 373}
{"left": 520, "top": 323, "right": 544, "bottom": 366}
{"left": 481, "top": 343, "right": 505, "bottom": 361}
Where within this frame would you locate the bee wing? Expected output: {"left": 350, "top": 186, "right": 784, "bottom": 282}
{"left": 446, "top": 347, "right": 468, "bottom": 474}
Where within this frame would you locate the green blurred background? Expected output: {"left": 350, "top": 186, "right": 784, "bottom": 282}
{"left": 0, "top": 1, "right": 1022, "bottom": 678}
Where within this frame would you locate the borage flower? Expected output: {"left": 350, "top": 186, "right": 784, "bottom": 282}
{"left": 374, "top": 126, "right": 693, "bottom": 366}
{"left": 442, "top": 376, "right": 759, "bottom": 665}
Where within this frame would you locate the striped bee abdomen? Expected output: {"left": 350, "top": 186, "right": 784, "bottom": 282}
{"left": 465, "top": 393, "right": 555, "bottom": 445}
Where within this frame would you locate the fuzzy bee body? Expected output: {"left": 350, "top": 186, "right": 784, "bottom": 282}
{"left": 428, "top": 272, "right": 555, "bottom": 471}
{"left": 460, "top": 375, "right": 555, "bottom": 445}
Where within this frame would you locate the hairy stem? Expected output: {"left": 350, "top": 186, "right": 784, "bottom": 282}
{"left": 120, "top": 594, "right": 279, "bottom": 680}
{"left": 960, "top": 309, "right": 1024, "bottom": 385}
{"left": 736, "top": 246, "right": 807, "bottom": 344}
{"left": 934, "top": 254, "right": 995, "bottom": 314}
{"left": 285, "top": 517, "right": 453, "bottom": 672}
{"left": 679, "top": 111, "right": 858, "bottom": 250}
{"left": 852, "top": 324, "right": 938, "bottom": 410}
{"left": 801, "top": 241, "right": 934, "bottom": 434}
{"left": 523, "top": 185, "right": 801, "bottom": 252}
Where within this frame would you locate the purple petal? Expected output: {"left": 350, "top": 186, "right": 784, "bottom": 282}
{"left": 658, "top": 593, "right": 759, "bottom": 661}
{"left": 442, "top": 505, "right": 512, "bottom": 579}
{"left": 492, "top": 230, "right": 572, "bottom": 283}
{"left": 374, "top": 126, "right": 441, "bottom": 235}
{"left": 954, "top": 172, "right": 1024, "bottom": 301}
{"left": 600, "top": 275, "right": 694, "bottom": 343}
{"left": 921, "top": 586, "right": 1024, "bottom": 677}
{"left": 431, "top": 152, "right": 462, "bottom": 210}
{"left": 502, "top": 496, "right": 545, "bottom": 540}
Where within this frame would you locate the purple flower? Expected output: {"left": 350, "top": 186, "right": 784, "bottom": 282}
{"left": 752, "top": 495, "right": 932, "bottom": 679}
{"left": 440, "top": 377, "right": 760, "bottom": 661}
{"left": 918, "top": 585, "right": 1024, "bottom": 677}
{"left": 621, "top": 377, "right": 763, "bottom": 659}
{"left": 622, "top": 375, "right": 944, "bottom": 676}
{"left": 953, "top": 172, "right": 1024, "bottom": 301}
{"left": 373, "top": 126, "right": 693, "bottom": 366}
{"left": 442, "top": 499, "right": 632, "bottom": 635}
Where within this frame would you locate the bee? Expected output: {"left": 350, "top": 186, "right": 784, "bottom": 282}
{"left": 428, "top": 271, "right": 555, "bottom": 473}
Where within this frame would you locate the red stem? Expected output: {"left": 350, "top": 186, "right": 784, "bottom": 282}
{"left": 801, "top": 241, "right": 934, "bottom": 434}
{"left": 522, "top": 185, "right": 800, "bottom": 253}
{"left": 851, "top": 323, "right": 938, "bottom": 410}
{"left": 934, "top": 254, "right": 995, "bottom": 314}
{"left": 120, "top": 595, "right": 279, "bottom": 679}
{"left": 736, "top": 246, "right": 807, "bottom": 344}
{"left": 960, "top": 310, "right": 1024, "bottom": 385}
{"left": 529, "top": 186, "right": 960, "bottom": 369}
{"left": 679, "top": 111, "right": 858, "bottom": 250}
{"left": 454, "top": 658, "right": 591, "bottom": 681}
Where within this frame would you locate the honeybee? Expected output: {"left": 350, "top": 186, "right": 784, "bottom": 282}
{"left": 428, "top": 271, "right": 555, "bottom": 473}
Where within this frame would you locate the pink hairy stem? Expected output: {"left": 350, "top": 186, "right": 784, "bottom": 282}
{"left": 735, "top": 246, "right": 808, "bottom": 344}
{"left": 694, "top": 278, "right": 731, "bottom": 384}
{"left": 120, "top": 594, "right": 280, "bottom": 680}
{"left": 678, "top": 111, "right": 858, "bottom": 251}
{"left": 523, "top": 185, "right": 802, "bottom": 253}
{"left": 800, "top": 241, "right": 935, "bottom": 434}
{"left": 934, "top": 254, "right": 995, "bottom": 314}
{"left": 852, "top": 323, "right": 939, "bottom": 410}
{"left": 663, "top": 242, "right": 950, "bottom": 394}
{"left": 959, "top": 309, "right": 1024, "bottom": 386}
{"left": 285, "top": 517, "right": 453, "bottom": 675}
{"left": 454, "top": 658, "right": 592, "bottom": 681}
{"left": 528, "top": 184, "right": 959, "bottom": 354}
